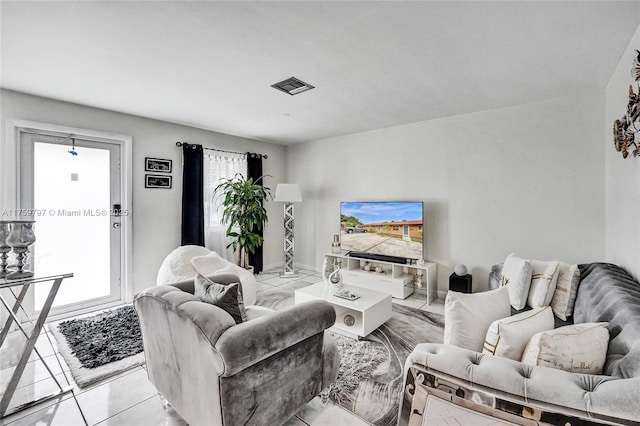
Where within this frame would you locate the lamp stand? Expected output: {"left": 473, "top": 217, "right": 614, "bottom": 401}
{"left": 281, "top": 202, "right": 298, "bottom": 278}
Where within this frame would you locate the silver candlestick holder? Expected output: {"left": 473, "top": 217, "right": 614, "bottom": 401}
{"left": 0, "top": 221, "right": 11, "bottom": 278}
{"left": 5, "top": 220, "right": 36, "bottom": 280}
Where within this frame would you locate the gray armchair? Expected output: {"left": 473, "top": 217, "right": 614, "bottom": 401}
{"left": 134, "top": 276, "right": 340, "bottom": 426}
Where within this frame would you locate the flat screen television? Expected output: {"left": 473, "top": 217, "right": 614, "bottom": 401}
{"left": 340, "top": 201, "right": 424, "bottom": 263}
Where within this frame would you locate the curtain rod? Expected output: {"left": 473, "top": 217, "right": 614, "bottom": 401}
{"left": 175, "top": 141, "right": 268, "bottom": 159}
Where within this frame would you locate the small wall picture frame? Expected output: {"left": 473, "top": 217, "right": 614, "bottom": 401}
{"left": 145, "top": 174, "right": 172, "bottom": 189}
{"left": 145, "top": 157, "right": 172, "bottom": 173}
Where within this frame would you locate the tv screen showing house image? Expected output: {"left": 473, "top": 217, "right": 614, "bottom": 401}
{"left": 340, "top": 201, "right": 424, "bottom": 261}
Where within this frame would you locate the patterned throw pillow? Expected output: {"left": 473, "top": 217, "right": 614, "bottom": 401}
{"left": 194, "top": 273, "right": 248, "bottom": 324}
{"left": 521, "top": 322, "right": 609, "bottom": 374}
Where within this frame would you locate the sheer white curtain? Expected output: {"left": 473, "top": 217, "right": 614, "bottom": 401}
{"left": 203, "top": 152, "right": 247, "bottom": 262}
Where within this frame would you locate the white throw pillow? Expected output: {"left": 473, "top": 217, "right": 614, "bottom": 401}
{"left": 483, "top": 306, "right": 554, "bottom": 360}
{"left": 521, "top": 322, "right": 610, "bottom": 374}
{"left": 214, "top": 264, "right": 238, "bottom": 275}
{"left": 191, "top": 251, "right": 234, "bottom": 276}
{"left": 500, "top": 253, "right": 533, "bottom": 310}
{"left": 550, "top": 262, "right": 580, "bottom": 321}
{"left": 527, "top": 259, "right": 559, "bottom": 308}
{"left": 444, "top": 286, "right": 511, "bottom": 352}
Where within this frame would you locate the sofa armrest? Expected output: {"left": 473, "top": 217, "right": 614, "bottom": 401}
{"left": 405, "top": 343, "right": 640, "bottom": 424}
{"left": 215, "top": 300, "right": 336, "bottom": 377}
{"left": 135, "top": 285, "right": 236, "bottom": 345}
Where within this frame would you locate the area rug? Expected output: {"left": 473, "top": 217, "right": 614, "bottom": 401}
{"left": 327, "top": 333, "right": 388, "bottom": 406}
{"left": 50, "top": 287, "right": 444, "bottom": 425}
{"left": 49, "top": 305, "right": 145, "bottom": 388}
{"left": 256, "top": 287, "right": 444, "bottom": 426}
{"left": 353, "top": 305, "right": 444, "bottom": 425}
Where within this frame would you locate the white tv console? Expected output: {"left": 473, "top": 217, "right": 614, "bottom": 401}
{"left": 323, "top": 253, "right": 438, "bottom": 305}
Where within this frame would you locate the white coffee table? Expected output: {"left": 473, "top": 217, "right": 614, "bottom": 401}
{"left": 294, "top": 282, "right": 392, "bottom": 339}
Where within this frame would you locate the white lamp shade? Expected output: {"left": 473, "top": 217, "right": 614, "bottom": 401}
{"left": 274, "top": 184, "right": 302, "bottom": 203}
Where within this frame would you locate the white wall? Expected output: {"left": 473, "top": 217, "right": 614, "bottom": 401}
{"left": 605, "top": 24, "right": 640, "bottom": 280}
{"left": 0, "top": 89, "right": 286, "bottom": 296}
{"left": 288, "top": 95, "right": 605, "bottom": 292}
{"left": 0, "top": 87, "right": 612, "bottom": 296}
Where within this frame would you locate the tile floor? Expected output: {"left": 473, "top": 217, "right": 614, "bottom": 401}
{"left": 0, "top": 269, "right": 443, "bottom": 426}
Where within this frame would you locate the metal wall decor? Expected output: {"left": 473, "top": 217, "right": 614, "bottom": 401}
{"left": 613, "top": 50, "right": 640, "bottom": 158}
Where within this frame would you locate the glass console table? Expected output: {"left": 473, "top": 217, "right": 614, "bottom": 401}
{"left": 0, "top": 273, "right": 74, "bottom": 417}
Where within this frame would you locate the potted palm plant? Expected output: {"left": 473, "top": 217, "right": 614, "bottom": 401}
{"left": 215, "top": 173, "right": 272, "bottom": 269}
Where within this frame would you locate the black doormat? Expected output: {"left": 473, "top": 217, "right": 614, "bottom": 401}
{"left": 57, "top": 305, "right": 143, "bottom": 369}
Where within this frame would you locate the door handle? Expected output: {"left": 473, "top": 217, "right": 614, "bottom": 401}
{"left": 113, "top": 223, "right": 120, "bottom": 229}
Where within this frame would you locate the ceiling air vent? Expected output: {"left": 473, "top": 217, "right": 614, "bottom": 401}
{"left": 271, "top": 77, "right": 315, "bottom": 96}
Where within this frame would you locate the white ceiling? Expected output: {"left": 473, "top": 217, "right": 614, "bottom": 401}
{"left": 2, "top": 1, "right": 640, "bottom": 145}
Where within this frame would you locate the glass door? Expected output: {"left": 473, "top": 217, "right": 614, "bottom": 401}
{"left": 19, "top": 132, "right": 123, "bottom": 316}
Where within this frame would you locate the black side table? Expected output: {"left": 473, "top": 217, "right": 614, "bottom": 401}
{"left": 449, "top": 273, "right": 472, "bottom": 293}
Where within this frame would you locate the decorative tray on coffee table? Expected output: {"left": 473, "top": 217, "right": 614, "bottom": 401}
{"left": 333, "top": 288, "right": 360, "bottom": 301}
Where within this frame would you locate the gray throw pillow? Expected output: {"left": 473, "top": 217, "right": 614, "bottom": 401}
{"left": 194, "top": 273, "right": 248, "bottom": 324}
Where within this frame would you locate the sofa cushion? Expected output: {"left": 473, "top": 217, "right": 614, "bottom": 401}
{"left": 527, "top": 259, "right": 559, "bottom": 308}
{"left": 483, "top": 306, "right": 554, "bottom": 360}
{"left": 501, "top": 253, "right": 533, "bottom": 310}
{"left": 550, "top": 262, "right": 580, "bottom": 321}
{"left": 444, "top": 286, "right": 511, "bottom": 352}
{"left": 575, "top": 263, "right": 640, "bottom": 378}
{"left": 195, "top": 274, "right": 247, "bottom": 324}
{"left": 521, "top": 322, "right": 609, "bottom": 374}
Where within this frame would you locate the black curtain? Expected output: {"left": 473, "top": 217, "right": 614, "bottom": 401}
{"left": 247, "top": 153, "right": 264, "bottom": 273}
{"left": 181, "top": 144, "right": 205, "bottom": 246}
